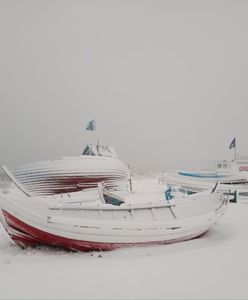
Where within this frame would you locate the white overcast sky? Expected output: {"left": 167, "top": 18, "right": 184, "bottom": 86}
{"left": 0, "top": 0, "right": 247, "bottom": 172}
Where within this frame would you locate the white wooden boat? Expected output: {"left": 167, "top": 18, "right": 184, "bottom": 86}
{"left": 2, "top": 144, "right": 129, "bottom": 196}
{"left": 0, "top": 185, "right": 228, "bottom": 252}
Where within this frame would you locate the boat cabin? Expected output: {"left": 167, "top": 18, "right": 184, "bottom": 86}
{"left": 216, "top": 160, "right": 248, "bottom": 173}
{"left": 82, "top": 144, "right": 118, "bottom": 158}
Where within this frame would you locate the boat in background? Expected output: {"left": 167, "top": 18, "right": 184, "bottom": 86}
{"left": 165, "top": 159, "right": 248, "bottom": 195}
{"left": 2, "top": 143, "right": 129, "bottom": 196}
{"left": 178, "top": 159, "right": 248, "bottom": 179}
{"left": 0, "top": 184, "right": 228, "bottom": 252}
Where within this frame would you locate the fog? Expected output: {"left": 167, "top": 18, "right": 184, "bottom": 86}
{"left": 0, "top": 0, "right": 247, "bottom": 172}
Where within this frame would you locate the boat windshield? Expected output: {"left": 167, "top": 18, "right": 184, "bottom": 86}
{"left": 103, "top": 192, "right": 124, "bottom": 206}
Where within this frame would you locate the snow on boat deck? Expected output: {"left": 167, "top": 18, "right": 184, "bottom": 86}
{"left": 0, "top": 177, "right": 248, "bottom": 299}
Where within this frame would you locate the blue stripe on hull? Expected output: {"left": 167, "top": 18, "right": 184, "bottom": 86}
{"left": 178, "top": 171, "right": 228, "bottom": 179}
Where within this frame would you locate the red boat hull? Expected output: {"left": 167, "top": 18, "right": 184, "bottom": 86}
{"left": 2, "top": 210, "right": 207, "bottom": 252}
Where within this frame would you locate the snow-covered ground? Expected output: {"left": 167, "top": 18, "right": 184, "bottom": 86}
{"left": 0, "top": 177, "right": 248, "bottom": 299}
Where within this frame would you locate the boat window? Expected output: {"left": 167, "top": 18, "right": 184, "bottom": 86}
{"left": 82, "top": 145, "right": 89, "bottom": 155}
{"left": 223, "top": 164, "right": 227, "bottom": 169}
{"left": 217, "top": 164, "right": 222, "bottom": 169}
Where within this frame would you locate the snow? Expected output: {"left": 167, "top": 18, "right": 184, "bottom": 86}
{"left": 0, "top": 177, "right": 248, "bottom": 299}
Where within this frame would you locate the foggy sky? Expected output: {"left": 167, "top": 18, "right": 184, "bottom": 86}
{"left": 0, "top": 0, "right": 247, "bottom": 172}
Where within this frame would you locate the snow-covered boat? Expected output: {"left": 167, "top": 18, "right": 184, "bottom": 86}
{"left": 165, "top": 159, "right": 248, "bottom": 195}
{"left": 0, "top": 184, "right": 228, "bottom": 251}
{"left": 2, "top": 144, "right": 129, "bottom": 196}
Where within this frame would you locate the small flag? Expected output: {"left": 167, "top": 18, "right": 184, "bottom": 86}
{"left": 229, "top": 138, "right": 236, "bottom": 149}
{"left": 86, "top": 119, "right": 96, "bottom": 131}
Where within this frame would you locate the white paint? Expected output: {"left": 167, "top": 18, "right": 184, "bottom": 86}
{"left": 0, "top": 177, "right": 247, "bottom": 299}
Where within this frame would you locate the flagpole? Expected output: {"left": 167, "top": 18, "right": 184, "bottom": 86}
{"left": 94, "top": 121, "right": 100, "bottom": 156}
{"left": 128, "top": 164, "right": 133, "bottom": 193}
{"left": 229, "top": 138, "right": 236, "bottom": 162}
{"left": 96, "top": 132, "right": 100, "bottom": 155}
{"left": 234, "top": 138, "right": 237, "bottom": 161}
{"left": 86, "top": 119, "right": 100, "bottom": 155}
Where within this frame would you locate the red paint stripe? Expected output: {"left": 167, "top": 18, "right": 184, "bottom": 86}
{"left": 2, "top": 210, "right": 208, "bottom": 252}
{"left": 10, "top": 233, "right": 42, "bottom": 248}
{"left": 20, "top": 175, "right": 126, "bottom": 195}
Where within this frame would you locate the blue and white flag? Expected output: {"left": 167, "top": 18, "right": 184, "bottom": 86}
{"left": 86, "top": 119, "right": 96, "bottom": 131}
{"left": 229, "top": 138, "right": 236, "bottom": 149}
